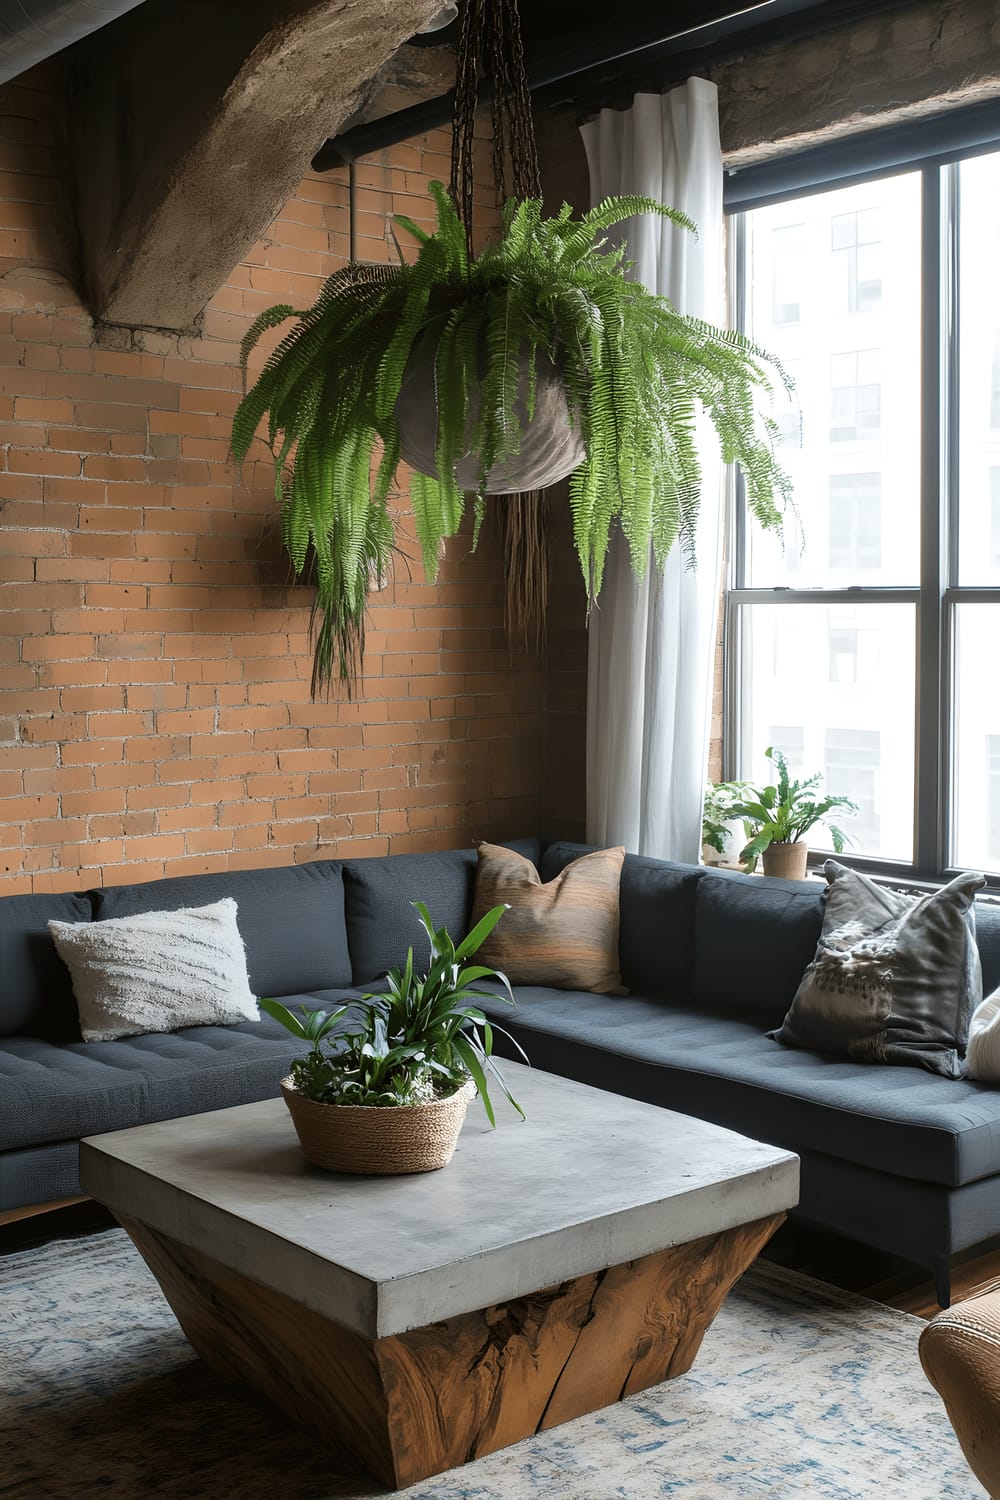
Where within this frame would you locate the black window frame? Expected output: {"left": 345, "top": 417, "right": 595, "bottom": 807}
{"left": 723, "top": 109, "right": 1000, "bottom": 887}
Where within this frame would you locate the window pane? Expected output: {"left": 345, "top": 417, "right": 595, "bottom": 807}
{"left": 825, "top": 727, "right": 881, "bottom": 849}
{"left": 738, "top": 603, "right": 915, "bottom": 861}
{"left": 768, "top": 724, "right": 805, "bottom": 776}
{"left": 772, "top": 223, "right": 804, "bottom": 324}
{"left": 828, "top": 472, "right": 881, "bottom": 568}
{"left": 744, "top": 174, "right": 921, "bottom": 588}
{"left": 952, "top": 603, "right": 1000, "bottom": 870}
{"left": 957, "top": 152, "right": 1000, "bottom": 582}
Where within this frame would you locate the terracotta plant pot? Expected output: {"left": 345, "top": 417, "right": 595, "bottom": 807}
{"left": 279, "top": 1076, "right": 477, "bottom": 1175}
{"left": 395, "top": 345, "right": 586, "bottom": 494}
{"left": 761, "top": 841, "right": 809, "bottom": 881}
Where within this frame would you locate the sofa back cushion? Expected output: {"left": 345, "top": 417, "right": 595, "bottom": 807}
{"left": 344, "top": 839, "right": 540, "bottom": 984}
{"left": 0, "top": 890, "right": 93, "bottom": 1040}
{"left": 976, "top": 902, "right": 1000, "bottom": 996}
{"left": 94, "top": 860, "right": 351, "bottom": 999}
{"left": 692, "top": 867, "right": 825, "bottom": 1025}
{"left": 541, "top": 842, "right": 703, "bottom": 998}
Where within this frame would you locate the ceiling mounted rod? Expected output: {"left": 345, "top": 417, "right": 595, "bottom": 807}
{"left": 312, "top": 0, "right": 775, "bottom": 171}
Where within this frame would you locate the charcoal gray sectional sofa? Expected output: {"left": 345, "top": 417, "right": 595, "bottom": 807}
{"left": 4, "top": 836, "right": 1000, "bottom": 1306}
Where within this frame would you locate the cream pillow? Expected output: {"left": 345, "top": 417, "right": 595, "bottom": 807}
{"left": 968, "top": 988, "right": 1000, "bottom": 1082}
{"left": 48, "top": 898, "right": 258, "bottom": 1042}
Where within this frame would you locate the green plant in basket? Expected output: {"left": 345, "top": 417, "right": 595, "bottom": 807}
{"left": 261, "top": 901, "right": 526, "bottom": 1124}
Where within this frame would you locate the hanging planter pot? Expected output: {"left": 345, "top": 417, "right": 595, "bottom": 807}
{"left": 231, "top": 187, "right": 791, "bottom": 696}
{"left": 395, "top": 343, "right": 586, "bottom": 495}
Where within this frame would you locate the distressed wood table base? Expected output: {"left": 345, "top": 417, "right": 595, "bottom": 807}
{"left": 120, "top": 1209, "right": 785, "bottom": 1490}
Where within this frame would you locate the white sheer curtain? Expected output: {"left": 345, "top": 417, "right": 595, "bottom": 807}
{"left": 581, "top": 80, "right": 724, "bottom": 861}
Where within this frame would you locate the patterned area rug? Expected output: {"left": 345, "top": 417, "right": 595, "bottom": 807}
{"left": 0, "top": 1228, "right": 986, "bottom": 1500}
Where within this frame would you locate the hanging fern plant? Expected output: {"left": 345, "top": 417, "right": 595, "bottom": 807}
{"left": 232, "top": 182, "right": 791, "bottom": 695}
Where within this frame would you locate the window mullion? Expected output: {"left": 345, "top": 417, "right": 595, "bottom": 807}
{"left": 914, "top": 165, "right": 948, "bottom": 876}
{"left": 723, "top": 212, "right": 749, "bottom": 781}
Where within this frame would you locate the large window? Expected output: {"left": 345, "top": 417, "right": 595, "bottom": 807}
{"left": 727, "top": 146, "right": 1000, "bottom": 880}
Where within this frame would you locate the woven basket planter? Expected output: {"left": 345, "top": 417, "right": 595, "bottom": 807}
{"left": 279, "top": 1075, "right": 477, "bottom": 1175}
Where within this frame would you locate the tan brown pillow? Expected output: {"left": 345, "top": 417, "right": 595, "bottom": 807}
{"left": 470, "top": 842, "right": 627, "bottom": 995}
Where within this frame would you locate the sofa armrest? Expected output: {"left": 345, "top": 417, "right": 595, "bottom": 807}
{"left": 920, "top": 1280, "right": 1000, "bottom": 1498}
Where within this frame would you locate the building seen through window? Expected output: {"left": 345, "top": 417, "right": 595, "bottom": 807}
{"left": 771, "top": 223, "right": 804, "bottom": 324}
{"left": 828, "top": 473, "right": 881, "bottom": 570}
{"left": 767, "top": 725, "right": 805, "bottom": 778}
{"left": 831, "top": 208, "right": 882, "bottom": 314}
{"left": 830, "top": 350, "right": 880, "bottom": 443}
{"left": 824, "top": 727, "right": 881, "bottom": 850}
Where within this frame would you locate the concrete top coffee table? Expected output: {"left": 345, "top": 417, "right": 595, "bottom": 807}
{"left": 80, "top": 1063, "right": 798, "bottom": 1490}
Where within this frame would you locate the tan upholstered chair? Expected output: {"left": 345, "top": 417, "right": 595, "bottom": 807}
{"left": 920, "top": 1277, "right": 1000, "bottom": 1498}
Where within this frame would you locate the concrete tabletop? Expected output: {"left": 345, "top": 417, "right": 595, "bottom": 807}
{"left": 80, "top": 1063, "right": 799, "bottom": 1339}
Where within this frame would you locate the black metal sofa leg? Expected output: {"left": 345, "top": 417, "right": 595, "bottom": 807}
{"left": 933, "top": 1258, "right": 951, "bottom": 1310}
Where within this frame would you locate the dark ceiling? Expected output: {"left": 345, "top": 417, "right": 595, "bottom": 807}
{"left": 319, "top": 0, "right": 920, "bottom": 169}
{"left": 413, "top": 0, "right": 920, "bottom": 108}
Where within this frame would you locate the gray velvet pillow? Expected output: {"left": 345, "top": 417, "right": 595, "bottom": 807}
{"left": 769, "top": 861, "right": 985, "bottom": 1078}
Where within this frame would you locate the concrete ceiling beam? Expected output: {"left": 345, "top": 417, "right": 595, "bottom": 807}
{"left": 67, "top": 0, "right": 446, "bottom": 331}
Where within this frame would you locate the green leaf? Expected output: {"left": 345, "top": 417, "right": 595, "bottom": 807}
{"left": 259, "top": 997, "right": 308, "bottom": 1039}
{"left": 452, "top": 1033, "right": 495, "bottom": 1126}
{"left": 454, "top": 903, "right": 508, "bottom": 961}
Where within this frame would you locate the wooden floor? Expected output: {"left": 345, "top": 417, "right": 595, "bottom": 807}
{"left": 762, "top": 1218, "right": 1000, "bottom": 1319}
{"left": 3, "top": 1197, "right": 1000, "bottom": 1321}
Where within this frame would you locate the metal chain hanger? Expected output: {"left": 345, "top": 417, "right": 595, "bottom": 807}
{"left": 449, "top": 0, "right": 541, "bottom": 253}
{"left": 447, "top": 0, "right": 550, "bottom": 654}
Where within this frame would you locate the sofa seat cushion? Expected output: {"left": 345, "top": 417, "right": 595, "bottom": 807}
{"left": 0, "top": 991, "right": 363, "bottom": 1151}
{"left": 475, "top": 988, "right": 1000, "bottom": 1190}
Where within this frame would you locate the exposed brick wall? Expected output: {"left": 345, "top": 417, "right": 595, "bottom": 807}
{"left": 0, "top": 68, "right": 545, "bottom": 895}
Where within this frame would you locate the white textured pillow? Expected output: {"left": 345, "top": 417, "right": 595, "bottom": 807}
{"left": 968, "top": 988, "right": 1000, "bottom": 1082}
{"left": 48, "top": 898, "right": 258, "bottom": 1043}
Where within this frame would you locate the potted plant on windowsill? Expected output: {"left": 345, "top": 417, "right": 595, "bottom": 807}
{"left": 232, "top": 183, "right": 791, "bottom": 695}
{"left": 706, "top": 747, "right": 858, "bottom": 880}
{"left": 261, "top": 901, "right": 526, "bottom": 1175}
{"left": 702, "top": 779, "right": 753, "bottom": 868}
